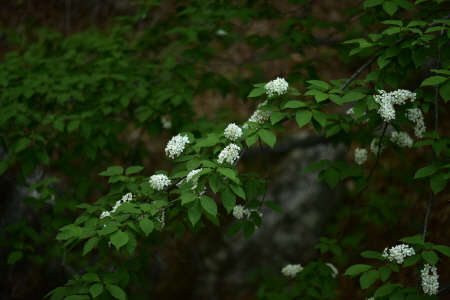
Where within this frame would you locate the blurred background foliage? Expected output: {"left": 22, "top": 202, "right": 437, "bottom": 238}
{"left": 1, "top": 0, "right": 449, "bottom": 299}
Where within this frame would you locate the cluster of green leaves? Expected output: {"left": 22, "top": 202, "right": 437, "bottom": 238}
{"left": 344, "top": 235, "right": 450, "bottom": 299}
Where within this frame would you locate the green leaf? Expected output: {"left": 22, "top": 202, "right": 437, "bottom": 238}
{"left": 399, "top": 235, "right": 425, "bottom": 245}
{"left": 222, "top": 188, "right": 236, "bottom": 213}
{"left": 379, "top": 265, "right": 391, "bottom": 282}
{"left": 433, "top": 245, "right": 450, "bottom": 257}
{"left": 139, "top": 218, "right": 154, "bottom": 236}
{"left": 82, "top": 273, "right": 100, "bottom": 282}
{"left": 421, "top": 76, "right": 447, "bottom": 86}
{"left": 226, "top": 221, "right": 244, "bottom": 237}
{"left": 422, "top": 251, "right": 439, "bottom": 265}
{"left": 342, "top": 92, "right": 366, "bottom": 103}
{"left": 200, "top": 195, "right": 218, "bottom": 216}
{"left": 430, "top": 173, "right": 448, "bottom": 194}
{"left": 374, "top": 284, "right": 402, "bottom": 298}
{"left": 110, "top": 230, "right": 128, "bottom": 250}
{"left": 392, "top": 0, "right": 413, "bottom": 9}
{"left": 301, "top": 163, "right": 325, "bottom": 173}
{"left": 97, "top": 223, "right": 119, "bottom": 236}
{"left": 246, "top": 132, "right": 259, "bottom": 147}
{"left": 248, "top": 87, "right": 266, "bottom": 98}
{"left": 306, "top": 80, "right": 331, "bottom": 90}
{"left": 7, "top": 250, "right": 23, "bottom": 264}
{"left": 264, "top": 201, "right": 283, "bottom": 213}
{"left": 16, "top": 137, "right": 31, "bottom": 153}
{"left": 312, "top": 110, "right": 326, "bottom": 128}
{"left": 125, "top": 166, "right": 144, "bottom": 175}
{"left": 124, "top": 230, "right": 137, "bottom": 255}
{"left": 188, "top": 200, "right": 202, "bottom": 226}
{"left": 360, "top": 270, "right": 379, "bottom": 289}
{"left": 181, "top": 191, "right": 197, "bottom": 205}
{"left": 378, "top": 55, "right": 390, "bottom": 69}
{"left": 414, "top": 165, "right": 439, "bottom": 179}
{"left": 412, "top": 47, "right": 426, "bottom": 68}
{"left": 364, "top": 0, "right": 385, "bottom": 8}
{"left": 324, "top": 167, "right": 340, "bottom": 188}
{"left": 258, "top": 129, "right": 276, "bottom": 148}
{"left": 361, "top": 251, "right": 384, "bottom": 260}
{"left": 67, "top": 120, "right": 80, "bottom": 133}
{"left": 270, "top": 112, "right": 286, "bottom": 124}
{"left": 230, "top": 183, "right": 246, "bottom": 200}
{"left": 99, "top": 166, "right": 124, "bottom": 176}
{"left": 218, "top": 167, "right": 236, "bottom": 179}
{"left": 243, "top": 221, "right": 255, "bottom": 239}
{"left": 440, "top": 81, "right": 450, "bottom": 102}
{"left": 383, "top": 1, "right": 398, "bottom": 15}
{"left": 83, "top": 236, "right": 100, "bottom": 256}
{"left": 0, "top": 160, "right": 8, "bottom": 176}
{"left": 403, "top": 254, "right": 421, "bottom": 267}
{"left": 106, "top": 284, "right": 126, "bottom": 300}
{"left": 344, "top": 264, "right": 372, "bottom": 275}
{"left": 90, "top": 284, "right": 104, "bottom": 299}
{"left": 209, "top": 174, "right": 222, "bottom": 193}
{"left": 296, "top": 110, "right": 312, "bottom": 128}
{"left": 283, "top": 100, "right": 307, "bottom": 109}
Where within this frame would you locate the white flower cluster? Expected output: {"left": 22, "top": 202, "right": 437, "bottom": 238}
{"left": 421, "top": 263, "right": 439, "bottom": 295}
{"left": 243, "top": 100, "right": 272, "bottom": 129}
{"left": 217, "top": 143, "right": 240, "bottom": 164}
{"left": 326, "top": 263, "right": 339, "bottom": 278}
{"left": 281, "top": 264, "right": 303, "bottom": 278}
{"left": 354, "top": 148, "right": 367, "bottom": 165}
{"left": 406, "top": 108, "right": 426, "bottom": 138}
{"left": 156, "top": 211, "right": 165, "bottom": 228}
{"left": 382, "top": 244, "right": 416, "bottom": 264}
{"left": 100, "top": 193, "right": 134, "bottom": 219}
{"left": 374, "top": 89, "right": 416, "bottom": 122}
{"left": 186, "top": 168, "right": 202, "bottom": 189}
{"left": 224, "top": 123, "right": 243, "bottom": 141}
{"left": 370, "top": 137, "right": 386, "bottom": 154}
{"left": 165, "top": 134, "right": 190, "bottom": 159}
{"left": 149, "top": 174, "right": 171, "bottom": 191}
{"left": 265, "top": 77, "right": 289, "bottom": 97}
{"left": 391, "top": 131, "right": 413, "bottom": 148}
{"left": 232, "top": 204, "right": 262, "bottom": 219}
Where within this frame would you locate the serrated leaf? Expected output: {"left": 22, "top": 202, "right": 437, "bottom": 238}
{"left": 361, "top": 251, "right": 384, "bottom": 260}
{"left": 301, "top": 163, "right": 325, "bottom": 173}
{"left": 422, "top": 251, "right": 439, "bottom": 265}
{"left": 312, "top": 110, "right": 326, "bottom": 128}
{"left": 97, "top": 223, "right": 119, "bottom": 236}
{"left": 440, "top": 81, "right": 450, "bottom": 102}
{"left": 421, "top": 76, "right": 447, "bottom": 86}
{"left": 110, "top": 230, "right": 128, "bottom": 250}
{"left": 209, "top": 174, "right": 222, "bottom": 193}
{"left": 430, "top": 173, "right": 447, "bottom": 194}
{"left": 403, "top": 254, "right": 421, "bottom": 267}
{"left": 67, "top": 120, "right": 80, "bottom": 133}
{"left": 283, "top": 100, "right": 307, "bottom": 109}
{"left": 218, "top": 167, "right": 236, "bottom": 179}
{"left": 379, "top": 266, "right": 391, "bottom": 282}
{"left": 258, "top": 129, "right": 276, "bottom": 148}
{"left": 226, "top": 221, "right": 244, "bottom": 237}
{"left": 360, "top": 270, "right": 379, "bottom": 289}
{"left": 306, "top": 80, "right": 331, "bottom": 90}
{"left": 125, "top": 166, "right": 144, "bottom": 175}
{"left": 200, "top": 195, "right": 217, "bottom": 216}
{"left": 324, "top": 167, "right": 340, "bottom": 188}
{"left": 364, "top": 0, "right": 385, "bottom": 8}
{"left": 243, "top": 221, "right": 255, "bottom": 239}
{"left": 248, "top": 87, "right": 266, "bottom": 98}
{"left": 16, "top": 137, "right": 31, "bottom": 153}
{"left": 296, "top": 110, "right": 312, "bottom": 128}
{"left": 139, "top": 218, "right": 154, "bottom": 236}
{"left": 221, "top": 188, "right": 236, "bottom": 213}
{"left": 230, "top": 183, "right": 246, "bottom": 200}
{"left": 90, "top": 284, "right": 103, "bottom": 299}
{"left": 433, "top": 245, "right": 450, "bottom": 257}
{"left": 399, "top": 235, "right": 424, "bottom": 245}
{"left": 83, "top": 236, "right": 100, "bottom": 256}
{"left": 99, "top": 166, "right": 124, "bottom": 176}
{"left": 344, "top": 264, "right": 372, "bottom": 275}
{"left": 106, "top": 284, "right": 126, "bottom": 300}
{"left": 414, "top": 165, "right": 439, "bottom": 179}
{"left": 383, "top": 1, "right": 398, "bottom": 15}
{"left": 188, "top": 200, "right": 202, "bottom": 226}
{"left": 393, "top": 0, "right": 413, "bottom": 9}
{"left": 270, "top": 112, "right": 286, "bottom": 124}
{"left": 82, "top": 273, "right": 100, "bottom": 282}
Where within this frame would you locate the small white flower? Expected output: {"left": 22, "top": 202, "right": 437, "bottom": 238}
{"left": 216, "top": 29, "right": 228, "bottom": 36}
{"left": 354, "top": 148, "right": 367, "bottom": 165}
{"left": 282, "top": 264, "right": 303, "bottom": 278}
{"left": 382, "top": 244, "right": 416, "bottom": 264}
{"left": 217, "top": 143, "right": 240, "bottom": 164}
{"left": 243, "top": 100, "right": 273, "bottom": 129}
{"left": 156, "top": 211, "right": 165, "bottom": 228}
{"left": 161, "top": 116, "right": 172, "bottom": 130}
{"left": 224, "top": 123, "right": 243, "bottom": 141}
{"left": 370, "top": 137, "right": 386, "bottom": 154}
{"left": 265, "top": 77, "right": 289, "bottom": 97}
{"left": 232, "top": 204, "right": 247, "bottom": 219}
{"left": 391, "top": 131, "right": 413, "bottom": 148}
{"left": 165, "top": 134, "right": 190, "bottom": 159}
{"left": 421, "top": 263, "right": 439, "bottom": 295}
{"left": 325, "top": 263, "right": 339, "bottom": 278}
{"left": 374, "top": 89, "right": 416, "bottom": 122}
{"left": 149, "top": 174, "right": 171, "bottom": 191}
{"left": 100, "top": 211, "right": 111, "bottom": 219}
{"left": 186, "top": 168, "right": 202, "bottom": 189}
{"left": 406, "top": 108, "right": 426, "bottom": 138}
